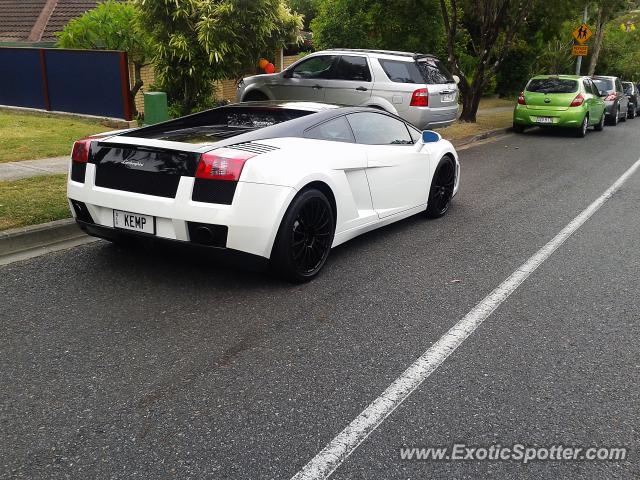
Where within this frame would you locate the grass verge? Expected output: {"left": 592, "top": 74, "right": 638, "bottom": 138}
{"left": 0, "top": 174, "right": 70, "bottom": 231}
{"left": 438, "top": 109, "right": 514, "bottom": 141}
{"left": 0, "top": 110, "right": 111, "bottom": 163}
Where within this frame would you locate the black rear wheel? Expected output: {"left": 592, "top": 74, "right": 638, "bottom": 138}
{"left": 426, "top": 156, "right": 456, "bottom": 218}
{"left": 513, "top": 123, "right": 525, "bottom": 134}
{"left": 271, "top": 189, "right": 335, "bottom": 282}
{"left": 594, "top": 111, "right": 605, "bottom": 131}
{"left": 576, "top": 115, "right": 588, "bottom": 138}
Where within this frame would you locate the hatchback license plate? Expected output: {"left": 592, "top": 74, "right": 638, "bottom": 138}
{"left": 113, "top": 209, "right": 155, "bottom": 235}
{"left": 536, "top": 116, "right": 553, "bottom": 124}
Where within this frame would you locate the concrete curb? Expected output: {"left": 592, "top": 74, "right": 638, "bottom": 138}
{"left": 451, "top": 127, "right": 512, "bottom": 148}
{"left": 0, "top": 218, "right": 93, "bottom": 263}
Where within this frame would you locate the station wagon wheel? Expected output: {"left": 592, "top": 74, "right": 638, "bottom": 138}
{"left": 426, "top": 156, "right": 456, "bottom": 218}
{"left": 271, "top": 188, "right": 335, "bottom": 282}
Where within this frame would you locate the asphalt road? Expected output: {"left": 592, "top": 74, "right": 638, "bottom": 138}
{"left": 1, "top": 120, "right": 639, "bottom": 479}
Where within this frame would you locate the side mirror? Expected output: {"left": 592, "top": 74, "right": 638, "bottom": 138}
{"left": 283, "top": 69, "right": 293, "bottom": 79}
{"left": 422, "top": 130, "right": 442, "bottom": 143}
{"left": 452, "top": 75, "right": 461, "bottom": 85}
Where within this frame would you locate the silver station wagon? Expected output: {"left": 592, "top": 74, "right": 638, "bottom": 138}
{"left": 236, "top": 49, "right": 460, "bottom": 129}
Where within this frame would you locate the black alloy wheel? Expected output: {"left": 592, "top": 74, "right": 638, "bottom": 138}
{"left": 271, "top": 189, "right": 335, "bottom": 282}
{"left": 426, "top": 156, "right": 456, "bottom": 218}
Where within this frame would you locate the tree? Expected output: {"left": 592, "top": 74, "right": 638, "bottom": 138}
{"left": 311, "top": 0, "right": 445, "bottom": 57}
{"left": 56, "top": 0, "right": 153, "bottom": 117}
{"left": 439, "top": 0, "right": 538, "bottom": 122}
{"left": 136, "top": 0, "right": 302, "bottom": 116}
{"left": 289, "top": 0, "right": 320, "bottom": 30}
{"left": 587, "top": 0, "right": 639, "bottom": 76}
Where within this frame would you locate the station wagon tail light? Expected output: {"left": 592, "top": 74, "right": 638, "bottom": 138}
{"left": 410, "top": 88, "right": 429, "bottom": 107}
{"left": 517, "top": 92, "right": 526, "bottom": 105}
{"left": 605, "top": 93, "right": 617, "bottom": 101}
{"left": 196, "top": 149, "right": 257, "bottom": 182}
{"left": 71, "top": 139, "right": 92, "bottom": 163}
{"left": 570, "top": 93, "right": 585, "bottom": 107}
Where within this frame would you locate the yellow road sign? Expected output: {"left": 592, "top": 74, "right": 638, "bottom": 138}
{"left": 572, "top": 23, "right": 593, "bottom": 44}
{"left": 572, "top": 45, "right": 589, "bottom": 57}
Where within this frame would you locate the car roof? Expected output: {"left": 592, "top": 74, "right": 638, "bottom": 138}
{"left": 530, "top": 75, "right": 581, "bottom": 80}
{"left": 592, "top": 75, "right": 618, "bottom": 79}
{"left": 322, "top": 48, "right": 437, "bottom": 60}
{"left": 212, "top": 104, "right": 419, "bottom": 148}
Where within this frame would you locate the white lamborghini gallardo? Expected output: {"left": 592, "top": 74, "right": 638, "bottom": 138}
{"left": 67, "top": 102, "right": 460, "bottom": 282}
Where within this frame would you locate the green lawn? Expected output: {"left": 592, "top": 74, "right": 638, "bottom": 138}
{"left": 0, "top": 174, "right": 70, "bottom": 231}
{"left": 0, "top": 110, "right": 111, "bottom": 163}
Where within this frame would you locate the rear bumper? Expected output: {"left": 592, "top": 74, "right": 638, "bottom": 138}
{"left": 513, "top": 105, "right": 584, "bottom": 127}
{"left": 76, "top": 220, "right": 269, "bottom": 271}
{"left": 404, "top": 105, "right": 458, "bottom": 129}
{"left": 67, "top": 163, "right": 296, "bottom": 259}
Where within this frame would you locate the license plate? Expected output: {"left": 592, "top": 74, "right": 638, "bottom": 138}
{"left": 442, "top": 94, "right": 455, "bottom": 103}
{"left": 536, "top": 116, "right": 553, "bottom": 124}
{"left": 113, "top": 209, "right": 155, "bottom": 235}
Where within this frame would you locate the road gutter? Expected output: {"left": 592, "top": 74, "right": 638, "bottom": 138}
{"left": 0, "top": 218, "right": 97, "bottom": 266}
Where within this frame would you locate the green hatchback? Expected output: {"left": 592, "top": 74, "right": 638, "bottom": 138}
{"left": 513, "top": 75, "right": 606, "bottom": 137}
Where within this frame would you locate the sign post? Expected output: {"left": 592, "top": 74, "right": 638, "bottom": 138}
{"left": 574, "top": 3, "right": 591, "bottom": 75}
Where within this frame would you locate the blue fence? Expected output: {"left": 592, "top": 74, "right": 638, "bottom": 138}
{"left": 0, "top": 48, "right": 132, "bottom": 120}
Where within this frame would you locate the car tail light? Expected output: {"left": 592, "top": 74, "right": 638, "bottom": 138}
{"left": 605, "top": 93, "right": 617, "bottom": 101}
{"left": 410, "top": 88, "right": 429, "bottom": 107}
{"left": 195, "top": 148, "right": 257, "bottom": 182}
{"left": 517, "top": 91, "right": 526, "bottom": 105}
{"left": 71, "top": 139, "right": 92, "bottom": 163}
{"left": 570, "top": 93, "right": 585, "bottom": 107}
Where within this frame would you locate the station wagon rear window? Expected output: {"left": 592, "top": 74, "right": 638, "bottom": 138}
{"left": 526, "top": 79, "right": 578, "bottom": 94}
{"left": 379, "top": 58, "right": 454, "bottom": 85}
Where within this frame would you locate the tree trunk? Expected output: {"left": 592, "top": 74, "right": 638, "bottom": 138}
{"left": 459, "top": 78, "right": 484, "bottom": 122}
{"left": 129, "top": 62, "right": 144, "bottom": 117}
{"left": 588, "top": 7, "right": 605, "bottom": 76}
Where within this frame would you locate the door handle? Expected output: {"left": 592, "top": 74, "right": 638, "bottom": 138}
{"left": 355, "top": 86, "right": 368, "bottom": 92}
{"left": 312, "top": 84, "right": 323, "bottom": 90}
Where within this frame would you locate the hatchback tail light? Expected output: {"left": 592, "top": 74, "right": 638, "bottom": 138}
{"left": 71, "top": 139, "right": 92, "bottom": 163}
{"left": 517, "top": 91, "right": 526, "bottom": 105}
{"left": 570, "top": 93, "right": 585, "bottom": 107}
{"left": 410, "top": 88, "right": 429, "bottom": 107}
{"left": 605, "top": 93, "right": 617, "bottom": 101}
{"left": 195, "top": 148, "right": 257, "bottom": 182}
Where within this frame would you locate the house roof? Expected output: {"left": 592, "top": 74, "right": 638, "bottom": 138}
{"left": 0, "top": 0, "right": 101, "bottom": 43}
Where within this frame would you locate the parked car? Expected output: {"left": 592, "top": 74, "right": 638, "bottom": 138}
{"left": 592, "top": 75, "right": 629, "bottom": 125}
{"left": 236, "top": 49, "right": 460, "bottom": 129}
{"left": 622, "top": 81, "right": 639, "bottom": 119}
{"left": 513, "top": 75, "right": 606, "bottom": 137}
{"left": 67, "top": 102, "right": 459, "bottom": 282}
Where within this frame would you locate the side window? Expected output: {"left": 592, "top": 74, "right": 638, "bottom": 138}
{"left": 590, "top": 81, "right": 600, "bottom": 96}
{"left": 331, "top": 56, "right": 372, "bottom": 82}
{"left": 616, "top": 79, "right": 623, "bottom": 93}
{"left": 304, "top": 116, "right": 355, "bottom": 143}
{"left": 346, "top": 112, "right": 413, "bottom": 145}
{"left": 583, "top": 80, "right": 592, "bottom": 94}
{"left": 378, "top": 59, "right": 424, "bottom": 84}
{"left": 407, "top": 125, "right": 421, "bottom": 143}
{"left": 291, "top": 55, "right": 337, "bottom": 79}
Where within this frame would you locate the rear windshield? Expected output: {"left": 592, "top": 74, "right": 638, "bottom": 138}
{"left": 379, "top": 58, "right": 454, "bottom": 85}
{"left": 526, "top": 79, "right": 578, "bottom": 94}
{"left": 592, "top": 78, "right": 615, "bottom": 93}
{"left": 122, "top": 107, "right": 311, "bottom": 143}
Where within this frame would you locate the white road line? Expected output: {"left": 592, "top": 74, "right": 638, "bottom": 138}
{"left": 291, "top": 157, "right": 640, "bottom": 480}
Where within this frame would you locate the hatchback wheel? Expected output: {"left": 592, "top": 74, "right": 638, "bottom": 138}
{"left": 271, "top": 188, "right": 335, "bottom": 282}
{"left": 594, "top": 112, "right": 605, "bottom": 131}
{"left": 426, "top": 156, "right": 456, "bottom": 218}
{"left": 576, "top": 115, "right": 588, "bottom": 138}
{"left": 611, "top": 109, "right": 619, "bottom": 126}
